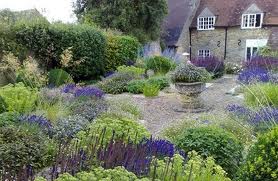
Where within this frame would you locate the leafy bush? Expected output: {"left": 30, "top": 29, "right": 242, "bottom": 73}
{"left": 152, "top": 152, "right": 231, "bottom": 181}
{"left": 225, "top": 62, "right": 242, "bottom": 74}
{"left": 175, "top": 127, "right": 243, "bottom": 177}
{"left": 258, "top": 46, "right": 278, "bottom": 58}
{"left": 0, "top": 125, "right": 56, "bottom": 176}
{"left": 70, "top": 99, "right": 108, "bottom": 121}
{"left": 77, "top": 117, "right": 150, "bottom": 146}
{"left": 146, "top": 56, "right": 175, "bottom": 74}
{"left": 127, "top": 79, "right": 146, "bottom": 94}
{"left": 48, "top": 69, "right": 73, "bottom": 87}
{"left": 19, "top": 114, "right": 53, "bottom": 135}
{"left": 54, "top": 115, "right": 89, "bottom": 139}
{"left": 143, "top": 83, "right": 160, "bottom": 97}
{"left": 171, "top": 63, "right": 211, "bottom": 83}
{"left": 104, "top": 97, "right": 142, "bottom": 120}
{"left": 244, "top": 83, "right": 278, "bottom": 107}
{"left": 238, "top": 67, "right": 271, "bottom": 84}
{"left": 0, "top": 96, "right": 7, "bottom": 113}
{"left": 15, "top": 23, "right": 106, "bottom": 80}
{"left": 0, "top": 112, "right": 19, "bottom": 126}
{"left": 117, "top": 65, "right": 145, "bottom": 78}
{"left": 147, "top": 76, "right": 170, "bottom": 90}
{"left": 104, "top": 34, "right": 140, "bottom": 72}
{"left": 0, "top": 83, "right": 38, "bottom": 113}
{"left": 52, "top": 167, "right": 147, "bottom": 181}
{"left": 191, "top": 56, "right": 225, "bottom": 78}
{"left": 239, "top": 126, "right": 278, "bottom": 181}
{"left": 97, "top": 73, "right": 135, "bottom": 94}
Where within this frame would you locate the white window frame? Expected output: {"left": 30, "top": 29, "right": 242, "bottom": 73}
{"left": 197, "top": 16, "right": 216, "bottom": 30}
{"left": 245, "top": 39, "right": 268, "bottom": 61}
{"left": 198, "top": 49, "right": 211, "bottom": 58}
{"left": 241, "top": 13, "right": 263, "bottom": 29}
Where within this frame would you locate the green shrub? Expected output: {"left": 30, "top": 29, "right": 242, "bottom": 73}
{"left": 52, "top": 167, "right": 148, "bottom": 181}
{"left": 147, "top": 76, "right": 170, "bottom": 90}
{"left": 143, "top": 83, "right": 160, "bottom": 97}
{"left": 15, "top": 23, "right": 106, "bottom": 80}
{"left": 104, "top": 34, "right": 140, "bottom": 72}
{"left": 0, "top": 83, "right": 38, "bottom": 113}
{"left": 172, "top": 63, "right": 211, "bottom": 83}
{"left": 117, "top": 65, "right": 145, "bottom": 78}
{"left": 127, "top": 79, "right": 146, "bottom": 94}
{"left": 0, "top": 112, "right": 19, "bottom": 126}
{"left": 76, "top": 117, "right": 150, "bottom": 146}
{"left": 0, "top": 96, "right": 7, "bottom": 113}
{"left": 97, "top": 73, "right": 135, "bottom": 94}
{"left": 151, "top": 152, "right": 231, "bottom": 181}
{"left": 175, "top": 127, "right": 243, "bottom": 178}
{"left": 0, "top": 125, "right": 56, "bottom": 175}
{"left": 244, "top": 83, "right": 278, "bottom": 107}
{"left": 239, "top": 126, "right": 278, "bottom": 181}
{"left": 103, "top": 97, "right": 142, "bottom": 120}
{"left": 146, "top": 56, "right": 175, "bottom": 74}
{"left": 48, "top": 69, "right": 73, "bottom": 87}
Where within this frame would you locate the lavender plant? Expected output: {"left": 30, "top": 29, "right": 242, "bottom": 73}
{"left": 238, "top": 67, "right": 270, "bottom": 84}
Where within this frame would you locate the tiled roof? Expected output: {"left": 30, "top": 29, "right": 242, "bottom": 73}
{"left": 191, "top": 0, "right": 278, "bottom": 27}
{"left": 163, "top": 0, "right": 192, "bottom": 46}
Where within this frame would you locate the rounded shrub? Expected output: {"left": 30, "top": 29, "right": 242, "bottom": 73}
{"left": 52, "top": 167, "right": 147, "bottom": 181}
{"left": 77, "top": 117, "right": 150, "bottom": 146}
{"left": 0, "top": 112, "right": 20, "bottom": 127}
{"left": 146, "top": 56, "right": 175, "bottom": 74}
{"left": 48, "top": 69, "right": 73, "bottom": 87}
{"left": 0, "top": 125, "right": 56, "bottom": 176}
{"left": 127, "top": 79, "right": 146, "bottom": 94}
{"left": 97, "top": 73, "right": 135, "bottom": 94}
{"left": 172, "top": 63, "right": 211, "bottom": 83}
{"left": 0, "top": 83, "right": 38, "bottom": 113}
{"left": 175, "top": 127, "right": 243, "bottom": 178}
{"left": 239, "top": 126, "right": 278, "bottom": 181}
{"left": 104, "top": 35, "right": 140, "bottom": 72}
{"left": 147, "top": 76, "right": 170, "bottom": 90}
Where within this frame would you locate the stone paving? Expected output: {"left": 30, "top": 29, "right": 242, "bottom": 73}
{"left": 112, "top": 75, "right": 243, "bottom": 136}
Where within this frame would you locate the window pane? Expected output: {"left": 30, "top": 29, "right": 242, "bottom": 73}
{"left": 252, "top": 47, "right": 258, "bottom": 57}
{"left": 249, "top": 15, "right": 255, "bottom": 27}
{"left": 255, "top": 14, "right": 261, "bottom": 27}
{"left": 247, "top": 47, "right": 251, "bottom": 61}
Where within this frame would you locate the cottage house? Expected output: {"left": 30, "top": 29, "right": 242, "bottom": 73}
{"left": 163, "top": 0, "right": 278, "bottom": 63}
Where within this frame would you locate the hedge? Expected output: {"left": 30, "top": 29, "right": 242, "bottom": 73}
{"left": 105, "top": 34, "right": 140, "bottom": 72}
{"left": 15, "top": 23, "right": 106, "bottom": 81}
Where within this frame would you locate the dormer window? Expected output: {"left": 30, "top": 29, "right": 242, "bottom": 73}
{"left": 241, "top": 13, "right": 263, "bottom": 29}
{"left": 198, "top": 16, "right": 216, "bottom": 30}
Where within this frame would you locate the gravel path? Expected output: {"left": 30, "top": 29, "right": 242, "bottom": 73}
{"left": 111, "top": 75, "right": 243, "bottom": 136}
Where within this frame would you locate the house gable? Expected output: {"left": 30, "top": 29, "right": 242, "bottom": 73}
{"left": 198, "top": 7, "right": 214, "bottom": 17}
{"left": 243, "top": 3, "right": 263, "bottom": 14}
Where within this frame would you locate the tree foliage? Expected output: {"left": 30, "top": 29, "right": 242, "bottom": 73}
{"left": 74, "top": 0, "right": 168, "bottom": 43}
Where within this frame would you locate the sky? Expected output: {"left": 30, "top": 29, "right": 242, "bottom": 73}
{"left": 0, "top": 0, "right": 77, "bottom": 22}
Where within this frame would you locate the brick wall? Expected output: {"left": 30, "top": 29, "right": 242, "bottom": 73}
{"left": 190, "top": 26, "right": 272, "bottom": 63}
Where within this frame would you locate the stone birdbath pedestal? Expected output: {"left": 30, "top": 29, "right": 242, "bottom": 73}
{"left": 171, "top": 63, "right": 211, "bottom": 112}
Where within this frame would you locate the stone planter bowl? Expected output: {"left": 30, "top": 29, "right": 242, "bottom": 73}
{"left": 175, "top": 82, "right": 206, "bottom": 110}
{"left": 175, "top": 82, "right": 205, "bottom": 96}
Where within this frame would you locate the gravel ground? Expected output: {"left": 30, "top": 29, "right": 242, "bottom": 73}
{"left": 110, "top": 75, "right": 243, "bottom": 136}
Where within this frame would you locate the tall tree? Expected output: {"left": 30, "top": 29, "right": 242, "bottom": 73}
{"left": 74, "top": 0, "right": 168, "bottom": 43}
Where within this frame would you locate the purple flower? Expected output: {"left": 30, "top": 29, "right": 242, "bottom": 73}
{"left": 250, "top": 107, "right": 278, "bottom": 125}
{"left": 226, "top": 104, "right": 252, "bottom": 118}
{"left": 144, "top": 138, "right": 175, "bottom": 158}
{"left": 62, "top": 84, "right": 77, "bottom": 93}
{"left": 191, "top": 56, "right": 225, "bottom": 77}
{"left": 74, "top": 86, "right": 104, "bottom": 98}
{"left": 19, "top": 115, "right": 53, "bottom": 135}
{"left": 238, "top": 67, "right": 270, "bottom": 84}
{"left": 244, "top": 56, "right": 278, "bottom": 70}
{"left": 104, "top": 71, "right": 115, "bottom": 78}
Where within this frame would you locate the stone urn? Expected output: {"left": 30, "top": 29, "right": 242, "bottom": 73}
{"left": 175, "top": 82, "right": 206, "bottom": 110}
